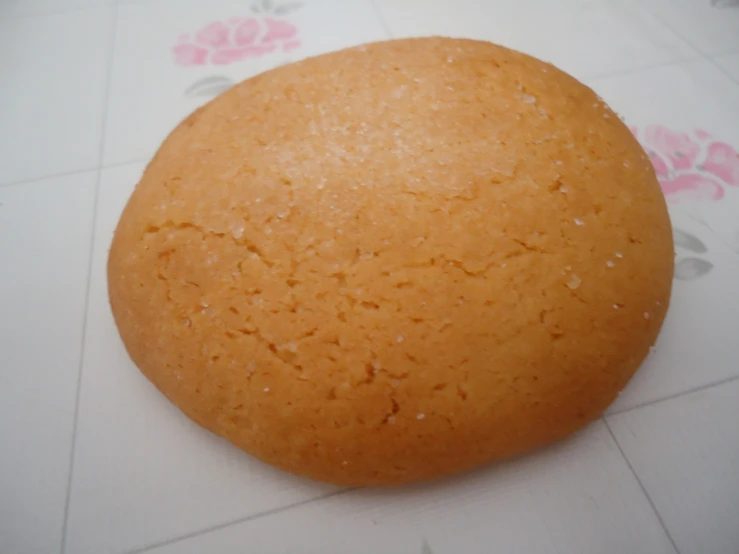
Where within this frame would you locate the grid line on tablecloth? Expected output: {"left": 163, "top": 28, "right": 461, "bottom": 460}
{"left": 584, "top": 56, "right": 701, "bottom": 82}
{"left": 370, "top": 0, "right": 394, "bottom": 39}
{"left": 0, "top": 157, "right": 155, "bottom": 190}
{"left": 124, "top": 489, "right": 354, "bottom": 554}
{"left": 608, "top": 374, "right": 739, "bottom": 416}
{"left": 603, "top": 419, "right": 681, "bottom": 554}
{"left": 640, "top": 1, "right": 739, "bottom": 83}
{"left": 0, "top": 0, "right": 117, "bottom": 21}
{"left": 59, "top": 4, "right": 120, "bottom": 554}
{"left": 0, "top": 166, "right": 100, "bottom": 190}
{"left": 709, "top": 52, "right": 739, "bottom": 84}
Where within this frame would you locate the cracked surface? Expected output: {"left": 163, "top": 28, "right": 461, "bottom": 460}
{"left": 108, "top": 38, "right": 673, "bottom": 486}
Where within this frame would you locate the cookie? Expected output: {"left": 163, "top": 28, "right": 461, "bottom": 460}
{"left": 108, "top": 37, "right": 673, "bottom": 486}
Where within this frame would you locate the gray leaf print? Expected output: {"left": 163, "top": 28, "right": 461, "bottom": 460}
{"left": 421, "top": 540, "right": 435, "bottom": 554}
{"left": 673, "top": 228, "right": 708, "bottom": 253}
{"left": 184, "top": 76, "right": 235, "bottom": 97}
{"left": 274, "top": 2, "right": 303, "bottom": 15}
{"left": 674, "top": 257, "right": 714, "bottom": 281}
{"left": 262, "top": 0, "right": 274, "bottom": 12}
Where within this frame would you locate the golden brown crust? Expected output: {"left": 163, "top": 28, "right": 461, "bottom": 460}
{"left": 108, "top": 37, "right": 673, "bottom": 486}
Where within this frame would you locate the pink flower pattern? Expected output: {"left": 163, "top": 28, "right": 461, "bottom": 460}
{"left": 703, "top": 141, "right": 739, "bottom": 186}
{"left": 644, "top": 126, "right": 700, "bottom": 172}
{"left": 173, "top": 17, "right": 300, "bottom": 67}
{"left": 659, "top": 173, "right": 725, "bottom": 203}
{"left": 634, "top": 125, "right": 739, "bottom": 204}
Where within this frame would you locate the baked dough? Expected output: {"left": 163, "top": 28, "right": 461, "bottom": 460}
{"left": 108, "top": 37, "right": 673, "bottom": 486}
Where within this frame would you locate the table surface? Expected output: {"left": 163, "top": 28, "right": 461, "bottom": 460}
{"left": 1, "top": 1, "right": 738, "bottom": 553}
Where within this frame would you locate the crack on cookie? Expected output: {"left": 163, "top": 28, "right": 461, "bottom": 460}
{"left": 143, "top": 220, "right": 275, "bottom": 269}
{"left": 511, "top": 237, "right": 550, "bottom": 255}
{"left": 381, "top": 396, "right": 400, "bottom": 425}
